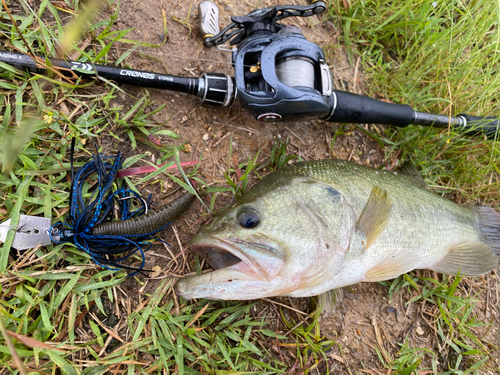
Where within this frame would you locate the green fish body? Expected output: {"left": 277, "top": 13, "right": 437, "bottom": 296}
{"left": 176, "top": 160, "right": 500, "bottom": 300}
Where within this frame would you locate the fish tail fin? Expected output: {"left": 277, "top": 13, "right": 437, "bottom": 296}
{"left": 471, "top": 205, "right": 500, "bottom": 255}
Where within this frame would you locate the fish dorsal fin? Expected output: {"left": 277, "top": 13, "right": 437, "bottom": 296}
{"left": 364, "top": 252, "right": 422, "bottom": 281}
{"left": 431, "top": 242, "right": 499, "bottom": 276}
{"left": 357, "top": 186, "right": 392, "bottom": 249}
{"left": 398, "top": 161, "right": 427, "bottom": 188}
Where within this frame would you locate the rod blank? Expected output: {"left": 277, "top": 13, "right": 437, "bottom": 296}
{"left": 0, "top": 51, "right": 201, "bottom": 95}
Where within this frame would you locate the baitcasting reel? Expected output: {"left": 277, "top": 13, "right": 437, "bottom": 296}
{"left": 198, "top": 1, "right": 332, "bottom": 122}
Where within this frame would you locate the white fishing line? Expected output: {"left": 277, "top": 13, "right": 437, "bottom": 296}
{"left": 0, "top": 30, "right": 235, "bottom": 66}
{"left": 0, "top": 31, "right": 303, "bottom": 74}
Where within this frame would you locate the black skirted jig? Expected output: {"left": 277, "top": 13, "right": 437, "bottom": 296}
{"left": 50, "top": 139, "right": 194, "bottom": 274}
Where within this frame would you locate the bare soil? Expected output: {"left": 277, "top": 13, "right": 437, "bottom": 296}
{"left": 73, "top": 0, "right": 500, "bottom": 373}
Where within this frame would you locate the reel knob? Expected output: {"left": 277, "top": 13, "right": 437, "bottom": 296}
{"left": 310, "top": 0, "right": 327, "bottom": 13}
{"left": 198, "top": 1, "right": 220, "bottom": 48}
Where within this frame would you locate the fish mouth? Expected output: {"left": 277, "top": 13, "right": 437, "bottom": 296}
{"left": 175, "top": 234, "right": 286, "bottom": 300}
{"left": 189, "top": 235, "right": 279, "bottom": 281}
{"left": 190, "top": 236, "right": 243, "bottom": 270}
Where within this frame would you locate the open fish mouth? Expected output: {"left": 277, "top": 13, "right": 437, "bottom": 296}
{"left": 189, "top": 235, "right": 282, "bottom": 281}
{"left": 175, "top": 235, "right": 286, "bottom": 299}
{"left": 191, "top": 241, "right": 243, "bottom": 272}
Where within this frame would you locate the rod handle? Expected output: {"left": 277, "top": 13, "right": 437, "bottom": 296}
{"left": 326, "top": 90, "right": 414, "bottom": 127}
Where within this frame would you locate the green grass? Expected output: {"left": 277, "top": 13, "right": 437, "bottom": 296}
{"left": 331, "top": 0, "right": 500, "bottom": 207}
{"left": 380, "top": 272, "right": 493, "bottom": 373}
{"left": 0, "top": 0, "right": 499, "bottom": 374}
{"left": 330, "top": 0, "right": 500, "bottom": 372}
{"left": 0, "top": 1, "right": 331, "bottom": 374}
{"left": 0, "top": 1, "right": 199, "bottom": 373}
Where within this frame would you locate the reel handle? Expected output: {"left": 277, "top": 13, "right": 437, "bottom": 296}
{"left": 201, "top": 2, "right": 326, "bottom": 48}
{"left": 309, "top": 0, "right": 327, "bottom": 11}
{"left": 198, "top": 1, "right": 220, "bottom": 48}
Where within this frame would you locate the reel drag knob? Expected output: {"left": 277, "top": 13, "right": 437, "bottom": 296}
{"left": 198, "top": 1, "right": 220, "bottom": 47}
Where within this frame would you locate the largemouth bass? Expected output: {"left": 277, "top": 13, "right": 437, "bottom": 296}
{"left": 176, "top": 160, "right": 500, "bottom": 300}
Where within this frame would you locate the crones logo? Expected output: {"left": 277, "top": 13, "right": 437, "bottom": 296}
{"left": 119, "top": 70, "right": 155, "bottom": 79}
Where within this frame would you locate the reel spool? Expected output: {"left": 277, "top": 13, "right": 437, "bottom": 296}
{"left": 276, "top": 56, "right": 316, "bottom": 89}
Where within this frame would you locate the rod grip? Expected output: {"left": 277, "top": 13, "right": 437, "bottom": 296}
{"left": 458, "top": 114, "right": 500, "bottom": 139}
{"left": 327, "top": 90, "right": 414, "bottom": 127}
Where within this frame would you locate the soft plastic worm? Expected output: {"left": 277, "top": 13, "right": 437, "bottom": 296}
{"left": 91, "top": 192, "right": 195, "bottom": 236}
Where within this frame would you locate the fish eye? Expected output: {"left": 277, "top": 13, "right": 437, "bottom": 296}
{"left": 237, "top": 208, "right": 261, "bottom": 229}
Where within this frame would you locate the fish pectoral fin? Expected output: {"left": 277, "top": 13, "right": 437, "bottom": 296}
{"left": 430, "top": 242, "right": 499, "bottom": 276}
{"left": 363, "top": 252, "right": 421, "bottom": 281}
{"left": 356, "top": 186, "right": 392, "bottom": 249}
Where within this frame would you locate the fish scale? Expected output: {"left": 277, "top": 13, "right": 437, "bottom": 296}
{"left": 176, "top": 159, "right": 500, "bottom": 300}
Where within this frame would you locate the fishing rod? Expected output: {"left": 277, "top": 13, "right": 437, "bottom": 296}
{"left": 1, "top": 0, "right": 499, "bottom": 138}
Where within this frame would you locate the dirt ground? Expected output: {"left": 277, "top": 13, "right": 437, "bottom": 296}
{"left": 73, "top": 0, "right": 500, "bottom": 373}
